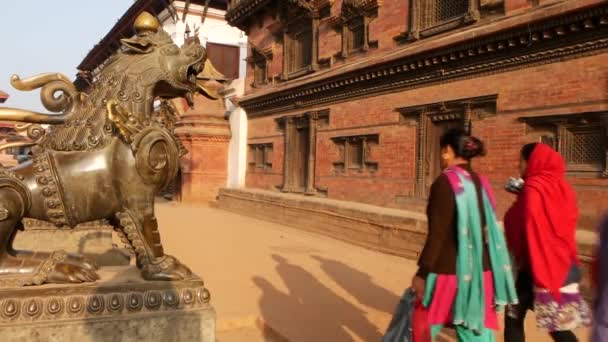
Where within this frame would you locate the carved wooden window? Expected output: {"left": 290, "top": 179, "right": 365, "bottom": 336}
{"left": 397, "top": 95, "right": 498, "bottom": 197}
{"left": 252, "top": 50, "right": 268, "bottom": 87}
{"left": 331, "top": 134, "right": 379, "bottom": 173}
{"left": 346, "top": 17, "right": 365, "bottom": 53}
{"left": 522, "top": 113, "right": 608, "bottom": 176}
{"left": 561, "top": 126, "right": 605, "bottom": 171}
{"left": 248, "top": 143, "right": 273, "bottom": 171}
{"left": 428, "top": 0, "right": 469, "bottom": 28}
{"left": 400, "top": 0, "right": 480, "bottom": 42}
{"left": 247, "top": 46, "right": 272, "bottom": 88}
{"left": 285, "top": 18, "right": 314, "bottom": 77}
{"left": 332, "top": 0, "right": 379, "bottom": 58}
{"left": 254, "top": 60, "right": 267, "bottom": 86}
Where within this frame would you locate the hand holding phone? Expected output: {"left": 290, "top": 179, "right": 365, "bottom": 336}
{"left": 505, "top": 177, "right": 524, "bottom": 194}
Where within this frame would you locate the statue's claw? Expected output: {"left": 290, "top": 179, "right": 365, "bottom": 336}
{"left": 141, "top": 255, "right": 193, "bottom": 281}
{"left": 47, "top": 262, "right": 99, "bottom": 284}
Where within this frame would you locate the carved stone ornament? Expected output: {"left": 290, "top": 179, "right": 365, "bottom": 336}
{"left": 0, "top": 274, "right": 210, "bottom": 325}
{"left": 0, "top": 12, "right": 217, "bottom": 287}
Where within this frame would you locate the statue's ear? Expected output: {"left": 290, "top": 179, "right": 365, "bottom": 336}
{"left": 120, "top": 37, "right": 153, "bottom": 54}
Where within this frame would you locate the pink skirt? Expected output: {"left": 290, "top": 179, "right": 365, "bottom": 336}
{"left": 425, "top": 271, "right": 499, "bottom": 330}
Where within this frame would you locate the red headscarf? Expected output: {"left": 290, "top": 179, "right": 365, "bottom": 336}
{"left": 504, "top": 144, "right": 579, "bottom": 298}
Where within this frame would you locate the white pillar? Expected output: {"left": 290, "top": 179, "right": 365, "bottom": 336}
{"left": 226, "top": 101, "right": 248, "bottom": 188}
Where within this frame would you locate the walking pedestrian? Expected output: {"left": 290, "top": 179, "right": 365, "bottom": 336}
{"left": 411, "top": 128, "right": 518, "bottom": 341}
{"left": 503, "top": 143, "right": 591, "bottom": 342}
{"left": 591, "top": 214, "right": 608, "bottom": 342}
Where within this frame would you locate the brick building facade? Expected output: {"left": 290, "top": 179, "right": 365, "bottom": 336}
{"left": 227, "top": 0, "right": 608, "bottom": 232}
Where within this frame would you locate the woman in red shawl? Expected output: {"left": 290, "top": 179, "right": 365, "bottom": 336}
{"left": 503, "top": 143, "right": 590, "bottom": 342}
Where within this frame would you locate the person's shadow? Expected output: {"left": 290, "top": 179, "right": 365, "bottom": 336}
{"left": 254, "top": 254, "right": 382, "bottom": 341}
{"left": 311, "top": 255, "right": 400, "bottom": 315}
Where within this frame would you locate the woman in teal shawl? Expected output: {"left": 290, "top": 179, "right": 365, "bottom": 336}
{"left": 411, "top": 129, "right": 518, "bottom": 341}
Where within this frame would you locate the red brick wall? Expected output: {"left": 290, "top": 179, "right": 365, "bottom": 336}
{"left": 246, "top": 53, "right": 608, "bottom": 228}
{"left": 243, "top": 0, "right": 410, "bottom": 93}
{"left": 241, "top": 0, "right": 570, "bottom": 93}
{"left": 239, "top": 0, "right": 608, "bottom": 230}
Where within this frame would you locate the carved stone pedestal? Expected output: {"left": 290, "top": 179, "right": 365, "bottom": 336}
{"left": 13, "top": 219, "right": 130, "bottom": 267}
{"left": 175, "top": 81, "right": 231, "bottom": 204}
{"left": 0, "top": 266, "right": 215, "bottom": 342}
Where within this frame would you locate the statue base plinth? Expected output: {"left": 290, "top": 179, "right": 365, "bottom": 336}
{"left": 13, "top": 220, "right": 131, "bottom": 267}
{"left": 0, "top": 266, "right": 216, "bottom": 342}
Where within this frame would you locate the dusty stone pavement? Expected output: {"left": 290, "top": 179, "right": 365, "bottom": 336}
{"left": 154, "top": 201, "right": 590, "bottom": 342}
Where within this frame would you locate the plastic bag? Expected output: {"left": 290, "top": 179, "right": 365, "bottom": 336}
{"left": 382, "top": 288, "right": 415, "bottom": 342}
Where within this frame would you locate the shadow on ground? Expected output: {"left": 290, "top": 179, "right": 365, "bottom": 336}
{"left": 312, "top": 255, "right": 400, "bottom": 315}
{"left": 254, "top": 254, "right": 385, "bottom": 341}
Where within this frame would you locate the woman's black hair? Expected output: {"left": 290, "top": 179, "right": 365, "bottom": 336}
{"left": 440, "top": 128, "right": 486, "bottom": 160}
{"left": 521, "top": 143, "right": 538, "bottom": 162}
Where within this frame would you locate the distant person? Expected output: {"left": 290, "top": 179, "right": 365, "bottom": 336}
{"left": 411, "top": 128, "right": 518, "bottom": 341}
{"left": 591, "top": 214, "right": 608, "bottom": 342}
{"left": 503, "top": 143, "right": 591, "bottom": 342}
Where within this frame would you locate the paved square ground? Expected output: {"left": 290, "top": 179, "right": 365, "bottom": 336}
{"left": 154, "top": 201, "right": 590, "bottom": 341}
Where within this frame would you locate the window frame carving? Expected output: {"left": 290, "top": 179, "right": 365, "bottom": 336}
{"left": 331, "top": 134, "right": 379, "bottom": 174}
{"left": 397, "top": 95, "right": 498, "bottom": 197}
{"left": 521, "top": 112, "right": 608, "bottom": 177}
{"left": 248, "top": 143, "right": 273, "bottom": 172}
{"left": 329, "top": 0, "right": 380, "bottom": 59}
{"left": 277, "top": 1, "right": 332, "bottom": 81}
{"left": 395, "top": 0, "right": 489, "bottom": 43}
{"left": 247, "top": 45, "right": 273, "bottom": 88}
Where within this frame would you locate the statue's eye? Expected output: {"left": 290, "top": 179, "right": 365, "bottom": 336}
{"left": 162, "top": 45, "right": 179, "bottom": 55}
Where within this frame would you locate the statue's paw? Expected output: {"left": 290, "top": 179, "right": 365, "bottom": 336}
{"left": 64, "top": 253, "right": 98, "bottom": 272}
{"left": 142, "top": 255, "right": 193, "bottom": 281}
{"left": 47, "top": 262, "right": 100, "bottom": 284}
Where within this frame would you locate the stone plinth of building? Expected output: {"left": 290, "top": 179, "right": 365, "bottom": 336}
{"left": 175, "top": 80, "right": 231, "bottom": 204}
{"left": 13, "top": 219, "right": 130, "bottom": 267}
{"left": 0, "top": 266, "right": 216, "bottom": 342}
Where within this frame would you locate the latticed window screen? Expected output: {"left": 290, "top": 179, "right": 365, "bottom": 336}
{"left": 561, "top": 126, "right": 605, "bottom": 169}
{"left": 347, "top": 17, "right": 365, "bottom": 52}
{"left": 427, "top": 0, "right": 469, "bottom": 28}
{"left": 540, "top": 135, "right": 557, "bottom": 150}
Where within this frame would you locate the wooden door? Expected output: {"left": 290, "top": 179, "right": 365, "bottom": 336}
{"left": 293, "top": 126, "right": 310, "bottom": 191}
{"left": 424, "top": 119, "right": 463, "bottom": 195}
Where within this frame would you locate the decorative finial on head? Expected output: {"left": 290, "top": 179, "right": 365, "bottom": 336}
{"left": 134, "top": 12, "right": 160, "bottom": 35}
{"left": 185, "top": 23, "right": 191, "bottom": 40}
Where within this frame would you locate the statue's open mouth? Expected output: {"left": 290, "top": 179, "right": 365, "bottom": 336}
{"left": 175, "top": 59, "right": 205, "bottom": 107}
{"left": 186, "top": 60, "right": 204, "bottom": 88}
{"left": 188, "top": 62, "right": 201, "bottom": 84}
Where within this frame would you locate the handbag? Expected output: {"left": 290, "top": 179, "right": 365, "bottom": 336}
{"left": 382, "top": 287, "right": 415, "bottom": 342}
